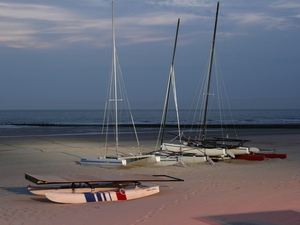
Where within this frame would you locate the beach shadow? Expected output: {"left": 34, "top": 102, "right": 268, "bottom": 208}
{"left": 194, "top": 210, "right": 300, "bottom": 225}
{"left": 1, "top": 186, "right": 31, "bottom": 195}
{"left": 31, "top": 196, "right": 52, "bottom": 203}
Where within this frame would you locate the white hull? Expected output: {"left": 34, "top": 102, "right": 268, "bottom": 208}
{"left": 125, "top": 155, "right": 160, "bottom": 167}
{"left": 80, "top": 156, "right": 126, "bottom": 169}
{"left": 228, "top": 146, "right": 260, "bottom": 155}
{"left": 229, "top": 146, "right": 250, "bottom": 155}
{"left": 249, "top": 147, "right": 260, "bottom": 153}
{"left": 45, "top": 186, "right": 160, "bottom": 204}
{"left": 178, "top": 155, "right": 207, "bottom": 164}
{"left": 153, "top": 156, "right": 178, "bottom": 167}
{"left": 161, "top": 143, "right": 226, "bottom": 157}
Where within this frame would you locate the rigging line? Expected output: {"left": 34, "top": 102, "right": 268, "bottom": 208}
{"left": 155, "top": 66, "right": 171, "bottom": 150}
{"left": 102, "top": 102, "right": 107, "bottom": 134}
{"left": 185, "top": 55, "right": 208, "bottom": 135}
{"left": 156, "top": 18, "right": 180, "bottom": 150}
{"left": 216, "top": 56, "right": 238, "bottom": 138}
{"left": 112, "top": 33, "right": 141, "bottom": 153}
{"left": 156, "top": 67, "right": 171, "bottom": 150}
{"left": 171, "top": 69, "right": 181, "bottom": 142}
{"left": 186, "top": 50, "right": 212, "bottom": 139}
{"left": 214, "top": 53, "right": 225, "bottom": 139}
{"left": 103, "top": 46, "right": 116, "bottom": 156}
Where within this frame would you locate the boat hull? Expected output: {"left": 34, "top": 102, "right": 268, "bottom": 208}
{"left": 228, "top": 146, "right": 260, "bottom": 155}
{"left": 80, "top": 157, "right": 126, "bottom": 168}
{"left": 153, "top": 156, "right": 178, "bottom": 166}
{"left": 178, "top": 155, "right": 207, "bottom": 164}
{"left": 125, "top": 155, "right": 160, "bottom": 167}
{"left": 229, "top": 146, "right": 250, "bottom": 155}
{"left": 45, "top": 186, "right": 160, "bottom": 204}
{"left": 161, "top": 143, "right": 226, "bottom": 157}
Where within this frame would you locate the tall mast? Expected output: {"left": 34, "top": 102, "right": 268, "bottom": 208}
{"left": 201, "top": 1, "right": 219, "bottom": 140}
{"left": 159, "top": 18, "right": 180, "bottom": 147}
{"left": 111, "top": 1, "right": 119, "bottom": 153}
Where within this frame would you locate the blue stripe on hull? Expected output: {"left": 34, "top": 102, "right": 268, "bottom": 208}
{"left": 107, "top": 192, "right": 112, "bottom": 201}
{"left": 96, "top": 192, "right": 102, "bottom": 201}
{"left": 84, "top": 193, "right": 96, "bottom": 202}
{"left": 102, "top": 192, "right": 107, "bottom": 201}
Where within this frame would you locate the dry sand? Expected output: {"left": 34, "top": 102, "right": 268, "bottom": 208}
{"left": 0, "top": 128, "right": 299, "bottom": 225}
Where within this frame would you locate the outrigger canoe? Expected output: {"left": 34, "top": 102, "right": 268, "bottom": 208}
{"left": 25, "top": 173, "right": 183, "bottom": 204}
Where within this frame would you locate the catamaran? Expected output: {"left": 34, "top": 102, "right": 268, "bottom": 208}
{"left": 160, "top": 2, "right": 259, "bottom": 160}
{"left": 150, "top": 18, "right": 207, "bottom": 165}
{"left": 25, "top": 173, "right": 183, "bottom": 204}
{"left": 80, "top": 2, "right": 159, "bottom": 168}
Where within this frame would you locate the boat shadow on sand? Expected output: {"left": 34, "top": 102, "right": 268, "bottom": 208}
{"left": 1, "top": 186, "right": 54, "bottom": 203}
{"left": 1, "top": 186, "right": 29, "bottom": 195}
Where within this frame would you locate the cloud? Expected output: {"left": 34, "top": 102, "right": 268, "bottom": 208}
{"left": 0, "top": 2, "right": 75, "bottom": 22}
{"left": 1, "top": 1, "right": 299, "bottom": 49}
{"left": 228, "top": 12, "right": 294, "bottom": 30}
{"left": 0, "top": 2, "right": 90, "bottom": 48}
{"left": 0, "top": 2, "right": 200, "bottom": 49}
{"left": 270, "top": 1, "right": 300, "bottom": 9}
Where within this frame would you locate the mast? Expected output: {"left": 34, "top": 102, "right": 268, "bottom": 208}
{"left": 201, "top": 1, "right": 219, "bottom": 140}
{"left": 159, "top": 18, "right": 180, "bottom": 148}
{"left": 111, "top": 1, "right": 119, "bottom": 153}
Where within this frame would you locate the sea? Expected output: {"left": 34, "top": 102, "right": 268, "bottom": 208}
{"left": 0, "top": 109, "right": 299, "bottom": 126}
{"left": 0, "top": 109, "right": 299, "bottom": 138}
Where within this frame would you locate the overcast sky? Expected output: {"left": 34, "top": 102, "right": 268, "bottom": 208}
{"left": 1, "top": 0, "right": 300, "bottom": 110}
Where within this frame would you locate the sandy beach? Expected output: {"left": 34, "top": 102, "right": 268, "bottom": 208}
{"left": 0, "top": 127, "right": 299, "bottom": 225}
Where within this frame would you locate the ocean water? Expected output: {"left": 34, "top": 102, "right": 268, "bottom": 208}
{"left": 0, "top": 109, "right": 300, "bottom": 127}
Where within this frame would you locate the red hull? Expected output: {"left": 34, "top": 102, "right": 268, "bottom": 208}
{"left": 233, "top": 153, "right": 287, "bottom": 161}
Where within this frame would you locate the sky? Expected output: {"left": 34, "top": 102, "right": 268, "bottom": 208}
{"left": 0, "top": 0, "right": 300, "bottom": 110}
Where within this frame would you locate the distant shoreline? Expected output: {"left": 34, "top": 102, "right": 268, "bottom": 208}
{"left": 5, "top": 123, "right": 300, "bottom": 129}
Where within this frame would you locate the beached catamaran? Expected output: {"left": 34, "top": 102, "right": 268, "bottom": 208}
{"left": 159, "top": 2, "right": 229, "bottom": 160}
{"left": 152, "top": 19, "right": 207, "bottom": 166}
{"left": 159, "top": 2, "right": 261, "bottom": 160}
{"left": 80, "top": 2, "right": 159, "bottom": 168}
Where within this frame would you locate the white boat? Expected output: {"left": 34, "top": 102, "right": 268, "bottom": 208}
{"left": 152, "top": 152, "right": 178, "bottom": 167}
{"left": 81, "top": 156, "right": 126, "bottom": 168}
{"left": 156, "top": 2, "right": 228, "bottom": 160}
{"left": 210, "top": 138, "right": 260, "bottom": 155}
{"left": 45, "top": 185, "right": 160, "bottom": 204}
{"left": 164, "top": 2, "right": 259, "bottom": 159}
{"left": 80, "top": 2, "right": 158, "bottom": 168}
{"left": 178, "top": 155, "right": 207, "bottom": 164}
{"left": 124, "top": 154, "right": 160, "bottom": 167}
{"left": 25, "top": 173, "right": 183, "bottom": 203}
{"left": 161, "top": 142, "right": 226, "bottom": 157}
{"left": 151, "top": 19, "right": 207, "bottom": 165}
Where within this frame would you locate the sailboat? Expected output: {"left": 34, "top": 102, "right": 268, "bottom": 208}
{"left": 81, "top": 2, "right": 159, "bottom": 168}
{"left": 151, "top": 18, "right": 181, "bottom": 167}
{"left": 160, "top": 2, "right": 228, "bottom": 160}
{"left": 163, "top": 1, "right": 259, "bottom": 159}
{"left": 152, "top": 19, "right": 207, "bottom": 166}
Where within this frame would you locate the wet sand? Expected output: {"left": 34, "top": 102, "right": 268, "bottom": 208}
{"left": 0, "top": 126, "right": 299, "bottom": 225}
